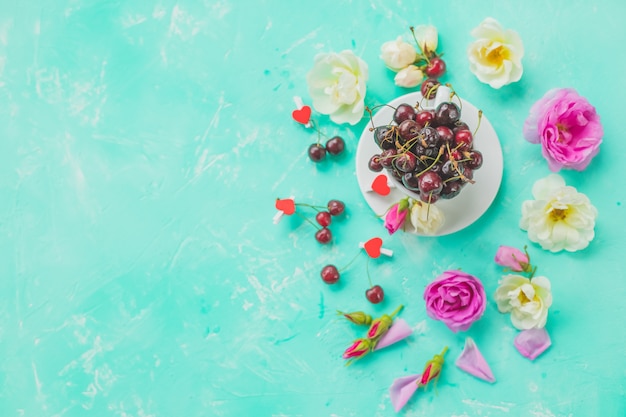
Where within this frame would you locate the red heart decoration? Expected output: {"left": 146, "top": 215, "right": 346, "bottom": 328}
{"left": 364, "top": 237, "right": 383, "bottom": 259}
{"left": 292, "top": 106, "right": 312, "bottom": 125}
{"left": 371, "top": 174, "right": 390, "bottom": 196}
{"left": 275, "top": 198, "right": 295, "bottom": 215}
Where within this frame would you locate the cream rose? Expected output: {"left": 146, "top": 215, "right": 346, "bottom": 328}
{"left": 409, "top": 200, "right": 444, "bottom": 235}
{"left": 394, "top": 65, "right": 424, "bottom": 88}
{"left": 380, "top": 37, "right": 417, "bottom": 72}
{"left": 413, "top": 25, "right": 438, "bottom": 53}
{"left": 495, "top": 274, "right": 552, "bottom": 330}
{"left": 520, "top": 174, "right": 597, "bottom": 252}
{"left": 307, "top": 50, "right": 368, "bottom": 125}
{"left": 467, "top": 17, "right": 524, "bottom": 89}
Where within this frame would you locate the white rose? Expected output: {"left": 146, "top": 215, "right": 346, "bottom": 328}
{"left": 467, "top": 17, "right": 524, "bottom": 89}
{"left": 413, "top": 25, "right": 438, "bottom": 53}
{"left": 520, "top": 174, "right": 597, "bottom": 253}
{"left": 394, "top": 65, "right": 424, "bottom": 88}
{"left": 307, "top": 50, "right": 369, "bottom": 126}
{"left": 495, "top": 274, "right": 552, "bottom": 330}
{"left": 409, "top": 200, "right": 444, "bottom": 235}
{"left": 380, "top": 36, "right": 417, "bottom": 72}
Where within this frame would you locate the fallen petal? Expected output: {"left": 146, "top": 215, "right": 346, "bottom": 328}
{"left": 455, "top": 337, "right": 496, "bottom": 383}
{"left": 514, "top": 328, "right": 552, "bottom": 360}
{"left": 389, "top": 374, "right": 420, "bottom": 412}
{"left": 374, "top": 318, "right": 413, "bottom": 351}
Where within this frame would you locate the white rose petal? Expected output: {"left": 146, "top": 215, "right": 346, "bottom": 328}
{"left": 307, "top": 50, "right": 368, "bottom": 125}
{"left": 380, "top": 36, "right": 417, "bottom": 72}
{"left": 413, "top": 25, "right": 438, "bottom": 53}
{"left": 520, "top": 174, "right": 597, "bottom": 253}
{"left": 394, "top": 65, "right": 424, "bottom": 88}
{"left": 409, "top": 200, "right": 444, "bottom": 235}
{"left": 467, "top": 17, "right": 524, "bottom": 89}
{"left": 495, "top": 274, "right": 552, "bottom": 330}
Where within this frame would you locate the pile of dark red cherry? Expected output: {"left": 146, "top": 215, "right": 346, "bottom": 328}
{"left": 368, "top": 98, "right": 483, "bottom": 203}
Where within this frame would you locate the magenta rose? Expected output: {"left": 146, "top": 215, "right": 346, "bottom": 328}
{"left": 523, "top": 88, "right": 603, "bottom": 172}
{"left": 423, "top": 270, "right": 486, "bottom": 332}
{"left": 384, "top": 199, "right": 409, "bottom": 235}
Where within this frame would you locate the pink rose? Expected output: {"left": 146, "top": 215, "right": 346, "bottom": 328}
{"left": 494, "top": 245, "right": 531, "bottom": 272}
{"left": 384, "top": 201, "right": 408, "bottom": 235}
{"left": 523, "top": 88, "right": 603, "bottom": 172}
{"left": 423, "top": 271, "right": 486, "bottom": 333}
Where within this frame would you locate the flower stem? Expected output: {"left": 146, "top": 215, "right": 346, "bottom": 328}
{"left": 389, "top": 304, "right": 404, "bottom": 318}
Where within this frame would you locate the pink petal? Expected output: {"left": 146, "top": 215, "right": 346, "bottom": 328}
{"left": 455, "top": 337, "right": 496, "bottom": 383}
{"left": 514, "top": 328, "right": 552, "bottom": 360}
{"left": 389, "top": 374, "right": 420, "bottom": 412}
{"left": 373, "top": 319, "right": 413, "bottom": 351}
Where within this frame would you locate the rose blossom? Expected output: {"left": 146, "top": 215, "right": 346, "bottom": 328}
{"left": 423, "top": 270, "right": 486, "bottom": 332}
{"left": 307, "top": 50, "right": 368, "bottom": 125}
{"left": 495, "top": 274, "right": 552, "bottom": 330}
{"left": 520, "top": 174, "right": 597, "bottom": 252}
{"left": 494, "top": 245, "right": 531, "bottom": 272}
{"left": 523, "top": 88, "right": 603, "bottom": 171}
{"left": 413, "top": 25, "right": 438, "bottom": 53}
{"left": 409, "top": 200, "right": 444, "bottom": 235}
{"left": 467, "top": 17, "right": 523, "bottom": 89}
{"left": 384, "top": 199, "right": 409, "bottom": 235}
{"left": 380, "top": 37, "right": 417, "bottom": 72}
{"left": 394, "top": 65, "right": 424, "bottom": 88}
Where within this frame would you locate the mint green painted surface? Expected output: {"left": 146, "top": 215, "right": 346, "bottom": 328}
{"left": 1, "top": 1, "right": 624, "bottom": 416}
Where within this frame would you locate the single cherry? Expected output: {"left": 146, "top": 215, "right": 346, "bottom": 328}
{"left": 454, "top": 129, "right": 473, "bottom": 148}
{"left": 325, "top": 136, "right": 345, "bottom": 155}
{"left": 466, "top": 150, "right": 483, "bottom": 170}
{"left": 374, "top": 126, "right": 396, "bottom": 150}
{"left": 435, "top": 126, "right": 454, "bottom": 145}
{"left": 321, "top": 265, "right": 340, "bottom": 284}
{"left": 315, "top": 227, "right": 332, "bottom": 244}
{"left": 366, "top": 285, "right": 384, "bottom": 304}
{"left": 435, "top": 102, "right": 461, "bottom": 126}
{"left": 398, "top": 119, "right": 420, "bottom": 142}
{"left": 327, "top": 200, "right": 345, "bottom": 216}
{"left": 415, "top": 110, "right": 435, "bottom": 127}
{"left": 308, "top": 143, "right": 326, "bottom": 162}
{"left": 421, "top": 78, "right": 440, "bottom": 99}
{"left": 425, "top": 57, "right": 446, "bottom": 78}
{"left": 441, "top": 180, "right": 464, "bottom": 199}
{"left": 420, "top": 191, "right": 440, "bottom": 204}
{"left": 315, "top": 211, "right": 331, "bottom": 227}
{"left": 419, "top": 126, "right": 440, "bottom": 148}
{"left": 368, "top": 154, "right": 383, "bottom": 172}
{"left": 394, "top": 152, "right": 417, "bottom": 173}
{"left": 418, "top": 171, "right": 443, "bottom": 195}
{"left": 393, "top": 103, "right": 417, "bottom": 124}
{"left": 380, "top": 148, "right": 397, "bottom": 168}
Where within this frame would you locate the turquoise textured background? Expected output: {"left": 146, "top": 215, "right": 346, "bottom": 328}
{"left": 1, "top": 1, "right": 625, "bottom": 416}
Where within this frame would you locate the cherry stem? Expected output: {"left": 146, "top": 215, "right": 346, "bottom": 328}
{"left": 338, "top": 250, "right": 363, "bottom": 273}
{"left": 295, "top": 202, "right": 326, "bottom": 212}
{"left": 409, "top": 26, "right": 429, "bottom": 63}
{"left": 473, "top": 110, "right": 483, "bottom": 137}
{"left": 414, "top": 146, "right": 444, "bottom": 177}
{"left": 389, "top": 304, "right": 404, "bottom": 318}
{"left": 366, "top": 257, "right": 373, "bottom": 288}
{"left": 295, "top": 211, "right": 320, "bottom": 230}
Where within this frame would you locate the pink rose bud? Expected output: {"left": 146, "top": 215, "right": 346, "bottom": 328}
{"left": 384, "top": 199, "right": 409, "bottom": 235}
{"left": 494, "top": 245, "right": 532, "bottom": 272}
{"left": 337, "top": 310, "right": 372, "bottom": 326}
{"left": 418, "top": 346, "right": 448, "bottom": 388}
{"left": 342, "top": 338, "right": 372, "bottom": 360}
{"left": 367, "top": 305, "right": 403, "bottom": 340}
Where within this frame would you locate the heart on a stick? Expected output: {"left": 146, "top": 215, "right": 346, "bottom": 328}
{"left": 371, "top": 174, "right": 390, "bottom": 196}
{"left": 275, "top": 198, "right": 295, "bottom": 215}
{"left": 364, "top": 237, "right": 383, "bottom": 258}
{"left": 292, "top": 106, "right": 312, "bottom": 125}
